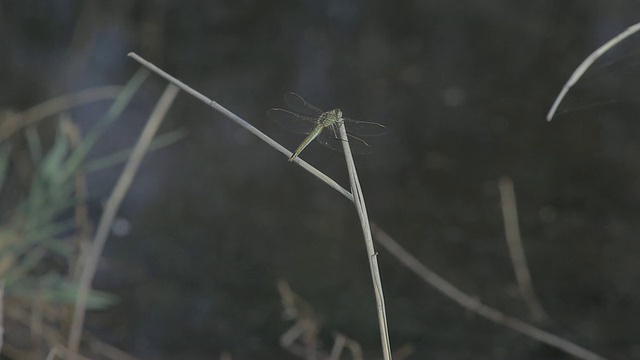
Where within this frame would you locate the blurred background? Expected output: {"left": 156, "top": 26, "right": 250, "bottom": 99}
{"left": 2, "top": 0, "right": 640, "bottom": 359}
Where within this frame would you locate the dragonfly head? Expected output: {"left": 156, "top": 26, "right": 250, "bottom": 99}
{"left": 331, "top": 108, "right": 343, "bottom": 120}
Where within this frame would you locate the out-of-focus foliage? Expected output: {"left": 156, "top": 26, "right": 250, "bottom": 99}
{"left": 0, "top": 69, "right": 185, "bottom": 358}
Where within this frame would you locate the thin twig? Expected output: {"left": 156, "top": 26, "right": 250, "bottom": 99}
{"left": 127, "top": 52, "right": 353, "bottom": 201}
{"left": 498, "top": 177, "right": 548, "bottom": 322}
{"left": 338, "top": 123, "right": 392, "bottom": 360}
{"left": 547, "top": 22, "right": 640, "bottom": 121}
{"left": 67, "top": 84, "right": 180, "bottom": 356}
{"left": 370, "top": 223, "right": 607, "bottom": 360}
{"left": 126, "top": 53, "right": 607, "bottom": 360}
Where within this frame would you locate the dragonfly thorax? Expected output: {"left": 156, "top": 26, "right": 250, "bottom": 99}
{"left": 320, "top": 109, "right": 343, "bottom": 127}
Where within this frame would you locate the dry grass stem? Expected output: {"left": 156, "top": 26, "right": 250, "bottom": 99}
{"left": 547, "top": 22, "right": 640, "bottom": 121}
{"left": 127, "top": 52, "right": 353, "bottom": 200}
{"left": 338, "top": 123, "right": 392, "bottom": 360}
{"left": 370, "top": 223, "right": 607, "bottom": 360}
{"left": 277, "top": 280, "right": 319, "bottom": 358}
{"left": 278, "top": 280, "right": 368, "bottom": 360}
{"left": 67, "top": 84, "right": 180, "bottom": 356}
{"left": 498, "top": 177, "right": 548, "bottom": 322}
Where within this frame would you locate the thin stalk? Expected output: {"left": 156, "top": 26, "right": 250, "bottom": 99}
{"left": 67, "top": 84, "right": 180, "bottom": 356}
{"left": 370, "top": 223, "right": 607, "bottom": 360}
{"left": 338, "top": 123, "right": 392, "bottom": 360}
{"left": 547, "top": 22, "right": 640, "bottom": 121}
{"left": 127, "top": 52, "right": 352, "bottom": 200}
{"left": 129, "top": 51, "right": 390, "bottom": 358}
{"left": 498, "top": 177, "right": 547, "bottom": 322}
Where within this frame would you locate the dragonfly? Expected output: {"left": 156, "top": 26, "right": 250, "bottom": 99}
{"left": 268, "top": 92, "right": 388, "bottom": 161}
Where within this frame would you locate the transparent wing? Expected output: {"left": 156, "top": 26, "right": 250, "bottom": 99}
{"left": 284, "top": 92, "right": 324, "bottom": 117}
{"left": 342, "top": 118, "right": 388, "bottom": 136}
{"left": 267, "top": 108, "right": 318, "bottom": 135}
{"left": 316, "top": 125, "right": 373, "bottom": 155}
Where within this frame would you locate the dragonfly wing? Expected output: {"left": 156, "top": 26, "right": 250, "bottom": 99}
{"left": 315, "top": 125, "right": 373, "bottom": 155}
{"left": 267, "top": 108, "right": 317, "bottom": 134}
{"left": 344, "top": 133, "right": 374, "bottom": 154}
{"left": 284, "top": 92, "right": 324, "bottom": 117}
{"left": 342, "top": 118, "right": 388, "bottom": 136}
{"left": 315, "top": 126, "right": 343, "bottom": 152}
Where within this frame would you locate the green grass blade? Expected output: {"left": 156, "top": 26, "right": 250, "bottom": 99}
{"left": 59, "top": 68, "right": 150, "bottom": 181}
{"left": 84, "top": 128, "right": 187, "bottom": 173}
